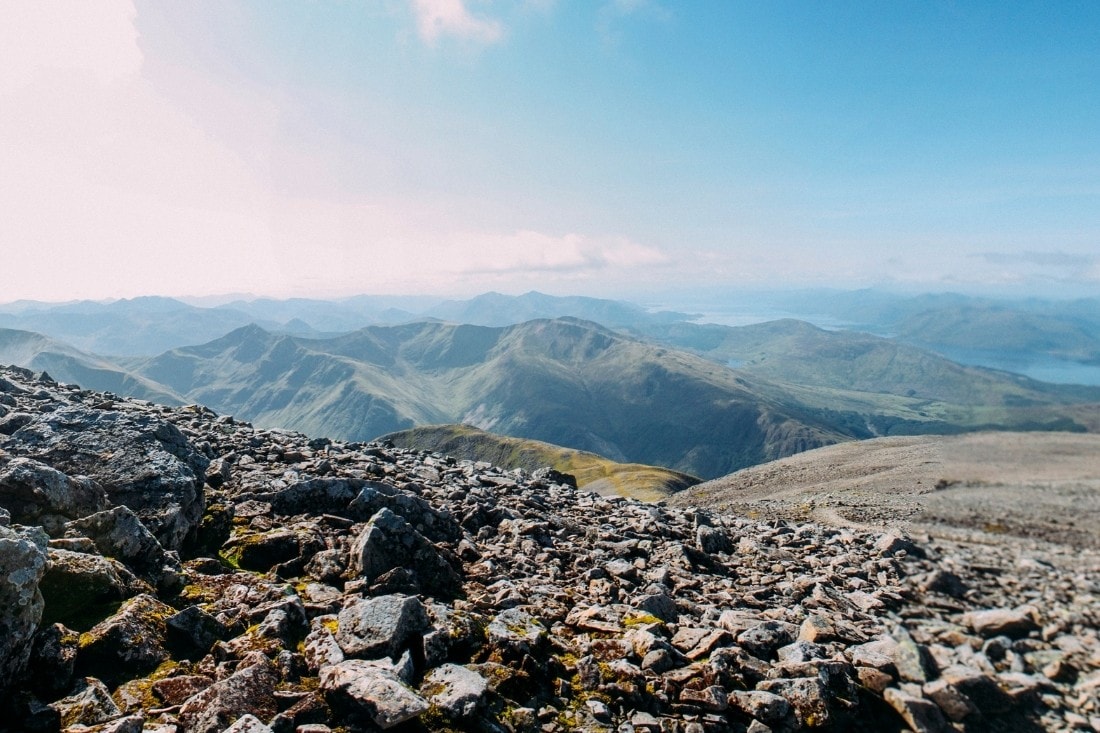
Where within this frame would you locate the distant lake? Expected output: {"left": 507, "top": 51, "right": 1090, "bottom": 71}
{"left": 932, "top": 348, "right": 1100, "bottom": 387}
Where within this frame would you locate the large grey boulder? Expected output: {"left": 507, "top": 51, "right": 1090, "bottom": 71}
{"left": 0, "top": 457, "right": 108, "bottom": 524}
{"left": 348, "top": 507, "right": 461, "bottom": 598}
{"left": 336, "top": 594, "right": 429, "bottom": 660}
{"left": 64, "top": 505, "right": 172, "bottom": 584}
{"left": 2, "top": 406, "right": 209, "bottom": 550}
{"left": 420, "top": 664, "right": 489, "bottom": 720}
{"left": 321, "top": 659, "right": 429, "bottom": 730}
{"left": 0, "top": 524, "right": 48, "bottom": 692}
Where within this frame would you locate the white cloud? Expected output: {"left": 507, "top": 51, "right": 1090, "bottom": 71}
{"left": 409, "top": 0, "right": 504, "bottom": 46}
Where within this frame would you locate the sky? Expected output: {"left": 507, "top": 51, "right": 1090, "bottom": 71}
{"left": 2, "top": 0, "right": 1099, "bottom": 302}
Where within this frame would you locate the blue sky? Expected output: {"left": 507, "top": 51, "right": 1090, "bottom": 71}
{"left": 2, "top": 1, "right": 1098, "bottom": 301}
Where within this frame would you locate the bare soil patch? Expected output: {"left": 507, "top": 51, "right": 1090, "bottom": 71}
{"left": 672, "top": 431, "right": 1100, "bottom": 549}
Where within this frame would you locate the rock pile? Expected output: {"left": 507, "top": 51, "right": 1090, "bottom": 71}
{"left": 0, "top": 364, "right": 1098, "bottom": 732}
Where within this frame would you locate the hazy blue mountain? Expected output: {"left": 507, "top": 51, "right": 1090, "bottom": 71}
{"left": 423, "top": 291, "right": 693, "bottom": 328}
{"left": 0, "top": 297, "right": 282, "bottom": 356}
{"left": 0, "top": 328, "right": 183, "bottom": 405}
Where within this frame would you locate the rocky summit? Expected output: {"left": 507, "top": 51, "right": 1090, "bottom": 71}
{"left": 0, "top": 365, "right": 1098, "bottom": 733}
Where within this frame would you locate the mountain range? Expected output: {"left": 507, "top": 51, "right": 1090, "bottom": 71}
{"left": 4, "top": 302, "right": 1098, "bottom": 482}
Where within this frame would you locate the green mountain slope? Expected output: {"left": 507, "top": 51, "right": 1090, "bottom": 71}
{"left": 127, "top": 316, "right": 1100, "bottom": 480}
{"left": 380, "top": 424, "right": 700, "bottom": 501}
{"left": 131, "top": 319, "right": 850, "bottom": 479}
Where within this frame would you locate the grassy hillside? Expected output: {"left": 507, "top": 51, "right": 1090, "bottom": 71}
{"left": 380, "top": 424, "right": 700, "bottom": 501}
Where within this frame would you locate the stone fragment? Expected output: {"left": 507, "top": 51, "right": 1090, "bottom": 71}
{"left": 922, "top": 678, "right": 979, "bottom": 722}
{"left": 165, "top": 605, "right": 227, "bottom": 660}
{"left": 178, "top": 657, "right": 280, "bottom": 733}
{"left": 776, "top": 640, "right": 827, "bottom": 664}
{"left": 487, "top": 608, "right": 547, "bottom": 658}
{"left": 348, "top": 507, "right": 461, "bottom": 597}
{"left": 729, "top": 689, "right": 791, "bottom": 722}
{"left": 963, "top": 607, "right": 1038, "bottom": 638}
{"left": 321, "top": 659, "right": 429, "bottom": 729}
{"left": 757, "top": 677, "right": 829, "bottom": 727}
{"left": 49, "top": 676, "right": 121, "bottom": 728}
{"left": 26, "top": 622, "right": 78, "bottom": 698}
{"left": 39, "top": 547, "right": 138, "bottom": 628}
{"left": 420, "top": 664, "right": 488, "bottom": 719}
{"left": 223, "top": 714, "right": 275, "bottom": 733}
{"left": 883, "top": 687, "right": 950, "bottom": 733}
{"left": 738, "top": 621, "right": 797, "bottom": 660}
{"left": 938, "top": 665, "right": 1014, "bottom": 715}
{"left": 336, "top": 594, "right": 429, "bottom": 660}
{"left": 798, "top": 614, "right": 836, "bottom": 643}
{"left": 76, "top": 593, "right": 173, "bottom": 686}
{"left": 64, "top": 505, "right": 168, "bottom": 581}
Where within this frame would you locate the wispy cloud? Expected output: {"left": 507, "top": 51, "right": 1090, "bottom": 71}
{"left": 455, "top": 230, "right": 667, "bottom": 276}
{"left": 409, "top": 0, "right": 504, "bottom": 46}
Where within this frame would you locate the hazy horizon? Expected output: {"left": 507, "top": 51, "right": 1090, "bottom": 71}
{"left": 3, "top": 2, "right": 1098, "bottom": 302}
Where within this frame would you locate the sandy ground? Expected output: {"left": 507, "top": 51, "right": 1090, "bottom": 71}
{"left": 672, "top": 431, "right": 1100, "bottom": 550}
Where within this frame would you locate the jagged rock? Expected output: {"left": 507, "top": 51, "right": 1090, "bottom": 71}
{"left": 321, "top": 659, "right": 429, "bottom": 730}
{"left": 75, "top": 593, "right": 173, "bottom": 686}
{"left": 304, "top": 548, "right": 346, "bottom": 584}
{"left": 420, "top": 663, "right": 488, "bottom": 719}
{"left": 738, "top": 620, "right": 797, "bottom": 661}
{"left": 937, "top": 665, "right": 1015, "bottom": 715}
{"left": 224, "top": 713, "right": 275, "bottom": 733}
{"left": 0, "top": 524, "right": 48, "bottom": 691}
{"left": 165, "top": 605, "right": 227, "bottom": 660}
{"left": 2, "top": 406, "right": 209, "bottom": 550}
{"left": 883, "top": 687, "right": 950, "bottom": 733}
{"left": 49, "top": 676, "right": 121, "bottom": 728}
{"left": 963, "top": 607, "right": 1039, "bottom": 638}
{"left": 39, "top": 547, "right": 140, "bottom": 628}
{"left": 348, "top": 507, "right": 461, "bottom": 597}
{"left": 0, "top": 457, "right": 108, "bottom": 524}
{"left": 178, "top": 656, "right": 280, "bottom": 733}
{"left": 26, "top": 622, "right": 78, "bottom": 698}
{"left": 335, "top": 594, "right": 429, "bottom": 660}
{"left": 64, "top": 505, "right": 171, "bottom": 584}
{"left": 729, "top": 689, "right": 791, "bottom": 723}
{"left": 151, "top": 674, "right": 215, "bottom": 706}
{"left": 221, "top": 527, "right": 320, "bottom": 572}
{"left": 487, "top": 608, "right": 547, "bottom": 659}
{"left": 757, "top": 677, "right": 830, "bottom": 728}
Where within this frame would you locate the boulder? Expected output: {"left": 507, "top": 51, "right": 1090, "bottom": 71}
{"left": 64, "top": 505, "right": 171, "bottom": 583}
{"left": 0, "top": 524, "right": 48, "bottom": 691}
{"left": 321, "top": 659, "right": 429, "bottom": 729}
{"left": 49, "top": 676, "right": 121, "bottom": 728}
{"left": 3, "top": 406, "right": 209, "bottom": 550}
{"left": 336, "top": 594, "right": 429, "bottom": 660}
{"left": 0, "top": 457, "right": 108, "bottom": 523}
{"left": 39, "top": 548, "right": 139, "bottom": 628}
{"left": 178, "top": 657, "right": 280, "bottom": 733}
{"left": 76, "top": 593, "right": 174, "bottom": 686}
{"left": 348, "top": 508, "right": 461, "bottom": 598}
{"left": 420, "top": 664, "right": 488, "bottom": 720}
